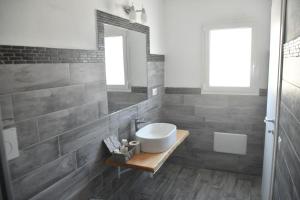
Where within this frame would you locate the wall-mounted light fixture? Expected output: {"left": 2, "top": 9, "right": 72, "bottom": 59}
{"left": 123, "top": 3, "right": 147, "bottom": 24}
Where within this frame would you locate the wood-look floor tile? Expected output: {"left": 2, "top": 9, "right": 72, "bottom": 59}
{"left": 93, "top": 162, "right": 261, "bottom": 200}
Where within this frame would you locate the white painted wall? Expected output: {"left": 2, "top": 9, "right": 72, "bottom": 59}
{"left": 0, "top": 0, "right": 165, "bottom": 54}
{"left": 164, "top": 0, "right": 272, "bottom": 89}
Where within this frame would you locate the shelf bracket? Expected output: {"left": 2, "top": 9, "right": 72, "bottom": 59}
{"left": 117, "top": 167, "right": 154, "bottom": 179}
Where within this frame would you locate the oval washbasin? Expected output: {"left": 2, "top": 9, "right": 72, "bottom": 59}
{"left": 135, "top": 123, "right": 177, "bottom": 153}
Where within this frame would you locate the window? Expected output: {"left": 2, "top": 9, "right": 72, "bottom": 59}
{"left": 204, "top": 26, "right": 255, "bottom": 94}
{"left": 104, "top": 36, "right": 128, "bottom": 88}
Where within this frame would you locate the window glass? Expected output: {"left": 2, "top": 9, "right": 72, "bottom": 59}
{"left": 209, "top": 27, "right": 252, "bottom": 87}
{"left": 105, "top": 36, "right": 126, "bottom": 85}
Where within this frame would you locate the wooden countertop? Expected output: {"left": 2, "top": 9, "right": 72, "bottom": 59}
{"left": 105, "top": 130, "right": 189, "bottom": 173}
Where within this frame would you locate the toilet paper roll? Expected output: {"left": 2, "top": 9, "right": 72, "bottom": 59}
{"left": 129, "top": 141, "right": 140, "bottom": 154}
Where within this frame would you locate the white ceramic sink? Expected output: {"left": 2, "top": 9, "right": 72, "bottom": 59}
{"left": 135, "top": 123, "right": 177, "bottom": 153}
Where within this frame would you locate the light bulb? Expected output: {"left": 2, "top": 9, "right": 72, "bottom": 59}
{"left": 129, "top": 5, "right": 136, "bottom": 23}
{"left": 141, "top": 8, "right": 147, "bottom": 23}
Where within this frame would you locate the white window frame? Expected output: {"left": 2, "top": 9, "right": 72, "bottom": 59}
{"left": 202, "top": 22, "right": 259, "bottom": 95}
{"left": 104, "top": 25, "right": 131, "bottom": 92}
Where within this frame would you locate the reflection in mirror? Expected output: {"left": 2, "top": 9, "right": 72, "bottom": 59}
{"left": 104, "top": 24, "right": 148, "bottom": 113}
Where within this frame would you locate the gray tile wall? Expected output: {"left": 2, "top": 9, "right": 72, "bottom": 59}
{"left": 63, "top": 61, "right": 164, "bottom": 200}
{"left": 274, "top": 18, "right": 300, "bottom": 198}
{"left": 0, "top": 10, "right": 165, "bottom": 200}
{"left": 285, "top": 0, "right": 300, "bottom": 42}
{"left": 0, "top": 60, "right": 164, "bottom": 200}
{"left": 161, "top": 90, "right": 267, "bottom": 175}
{"left": 107, "top": 91, "right": 147, "bottom": 113}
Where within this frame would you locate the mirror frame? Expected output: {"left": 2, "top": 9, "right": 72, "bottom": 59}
{"left": 97, "top": 10, "right": 152, "bottom": 113}
{"left": 96, "top": 10, "right": 151, "bottom": 60}
{"left": 96, "top": 10, "right": 165, "bottom": 114}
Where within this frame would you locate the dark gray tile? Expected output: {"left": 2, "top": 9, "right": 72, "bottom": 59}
{"left": 187, "top": 128, "right": 214, "bottom": 152}
{"left": 0, "top": 94, "right": 14, "bottom": 127}
{"left": 227, "top": 95, "right": 267, "bottom": 108}
{"left": 259, "top": 88, "right": 268, "bottom": 96}
{"left": 279, "top": 56, "right": 300, "bottom": 200}
{"left": 75, "top": 136, "right": 109, "bottom": 168}
{"left": 168, "top": 156, "right": 205, "bottom": 170}
{"left": 84, "top": 81, "right": 108, "bottom": 115}
{"left": 281, "top": 80, "right": 300, "bottom": 122}
{"left": 273, "top": 178, "right": 280, "bottom": 200}
{"left": 87, "top": 159, "right": 107, "bottom": 181}
{"left": 30, "top": 165, "right": 89, "bottom": 200}
{"left": 9, "top": 137, "right": 59, "bottom": 180}
{"left": 204, "top": 120, "right": 265, "bottom": 133}
{"left": 279, "top": 104, "right": 300, "bottom": 156}
{"left": 12, "top": 153, "right": 76, "bottom": 200}
{"left": 195, "top": 105, "right": 265, "bottom": 124}
{"left": 183, "top": 94, "right": 266, "bottom": 108}
{"left": 161, "top": 115, "right": 205, "bottom": 129}
{"left": 247, "top": 130, "right": 265, "bottom": 145}
{"left": 279, "top": 129, "right": 300, "bottom": 198}
{"left": 294, "top": 184, "right": 300, "bottom": 200}
{"left": 108, "top": 111, "right": 120, "bottom": 137}
{"left": 131, "top": 86, "right": 147, "bottom": 93}
{"left": 238, "top": 154, "right": 263, "bottom": 175}
{"left": 84, "top": 81, "right": 107, "bottom": 102}
{"left": 0, "top": 64, "right": 70, "bottom": 94}
{"left": 13, "top": 85, "right": 85, "bottom": 121}
{"left": 275, "top": 146, "right": 294, "bottom": 200}
{"left": 163, "top": 94, "right": 184, "bottom": 105}
{"left": 186, "top": 152, "right": 240, "bottom": 173}
{"left": 70, "top": 63, "right": 106, "bottom": 84}
{"left": 15, "top": 119, "right": 39, "bottom": 149}
{"left": 140, "top": 107, "right": 161, "bottom": 125}
{"left": 163, "top": 105, "right": 195, "bottom": 116}
{"left": 162, "top": 167, "right": 198, "bottom": 200}
{"left": 165, "top": 87, "right": 201, "bottom": 94}
{"left": 31, "top": 160, "right": 107, "bottom": 200}
{"left": 138, "top": 96, "right": 161, "bottom": 115}
{"left": 147, "top": 62, "right": 164, "bottom": 87}
{"left": 69, "top": 175, "right": 103, "bottom": 200}
{"left": 38, "top": 103, "right": 99, "bottom": 141}
{"left": 107, "top": 92, "right": 147, "bottom": 112}
{"left": 117, "top": 106, "right": 138, "bottom": 139}
{"left": 183, "top": 94, "right": 228, "bottom": 107}
{"left": 59, "top": 116, "right": 109, "bottom": 154}
{"left": 148, "top": 54, "right": 165, "bottom": 62}
{"left": 108, "top": 102, "right": 130, "bottom": 113}
{"left": 108, "top": 91, "right": 147, "bottom": 103}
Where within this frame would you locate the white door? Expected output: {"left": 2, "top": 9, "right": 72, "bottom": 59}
{"left": 261, "top": 0, "right": 286, "bottom": 199}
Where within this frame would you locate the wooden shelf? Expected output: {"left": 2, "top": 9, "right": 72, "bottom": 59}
{"left": 105, "top": 130, "right": 189, "bottom": 173}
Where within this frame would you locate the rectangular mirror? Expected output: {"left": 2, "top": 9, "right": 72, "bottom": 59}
{"left": 104, "top": 24, "right": 148, "bottom": 113}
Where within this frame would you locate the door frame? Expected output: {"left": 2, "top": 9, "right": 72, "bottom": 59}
{"left": 268, "top": 0, "right": 287, "bottom": 199}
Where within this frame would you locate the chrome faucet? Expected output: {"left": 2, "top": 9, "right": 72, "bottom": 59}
{"left": 134, "top": 118, "right": 147, "bottom": 131}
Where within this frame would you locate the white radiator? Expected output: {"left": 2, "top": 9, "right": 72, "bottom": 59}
{"left": 213, "top": 132, "right": 247, "bottom": 155}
